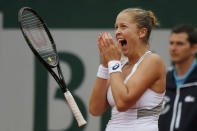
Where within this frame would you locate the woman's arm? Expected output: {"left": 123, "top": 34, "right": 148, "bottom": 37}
{"left": 89, "top": 34, "right": 111, "bottom": 116}
{"left": 89, "top": 77, "right": 110, "bottom": 116}
{"left": 110, "top": 54, "right": 165, "bottom": 112}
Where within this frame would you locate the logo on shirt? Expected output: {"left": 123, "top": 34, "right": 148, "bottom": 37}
{"left": 184, "top": 95, "right": 195, "bottom": 102}
{"left": 160, "top": 96, "right": 170, "bottom": 115}
{"left": 112, "top": 63, "right": 120, "bottom": 70}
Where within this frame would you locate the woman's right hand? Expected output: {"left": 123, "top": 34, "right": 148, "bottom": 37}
{"left": 97, "top": 33, "right": 108, "bottom": 67}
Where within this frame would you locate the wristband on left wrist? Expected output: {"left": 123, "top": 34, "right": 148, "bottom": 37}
{"left": 108, "top": 60, "right": 122, "bottom": 74}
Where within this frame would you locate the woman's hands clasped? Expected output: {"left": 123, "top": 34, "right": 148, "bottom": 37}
{"left": 97, "top": 32, "right": 122, "bottom": 67}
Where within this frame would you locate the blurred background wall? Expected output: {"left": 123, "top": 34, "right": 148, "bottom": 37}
{"left": 0, "top": 0, "right": 196, "bottom": 131}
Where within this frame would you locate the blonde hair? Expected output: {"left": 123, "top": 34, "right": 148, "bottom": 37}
{"left": 120, "top": 8, "right": 158, "bottom": 42}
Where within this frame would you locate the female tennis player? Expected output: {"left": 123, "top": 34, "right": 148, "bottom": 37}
{"left": 89, "top": 8, "right": 166, "bottom": 131}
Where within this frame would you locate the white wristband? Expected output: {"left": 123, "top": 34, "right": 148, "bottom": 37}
{"left": 97, "top": 65, "right": 109, "bottom": 79}
{"left": 108, "top": 60, "right": 122, "bottom": 74}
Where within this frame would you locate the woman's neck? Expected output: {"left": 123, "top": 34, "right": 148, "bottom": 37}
{"left": 127, "top": 46, "right": 149, "bottom": 66}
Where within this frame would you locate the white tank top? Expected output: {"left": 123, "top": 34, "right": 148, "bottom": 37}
{"left": 106, "top": 51, "right": 164, "bottom": 131}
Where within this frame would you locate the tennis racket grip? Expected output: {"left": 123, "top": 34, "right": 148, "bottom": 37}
{"left": 64, "top": 91, "right": 87, "bottom": 127}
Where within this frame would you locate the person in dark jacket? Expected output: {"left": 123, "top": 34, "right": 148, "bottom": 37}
{"left": 159, "top": 24, "right": 197, "bottom": 131}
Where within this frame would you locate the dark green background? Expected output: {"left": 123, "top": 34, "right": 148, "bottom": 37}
{"left": 0, "top": 0, "right": 197, "bottom": 29}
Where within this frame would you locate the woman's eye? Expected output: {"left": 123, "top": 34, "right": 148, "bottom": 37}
{"left": 121, "top": 25, "right": 127, "bottom": 28}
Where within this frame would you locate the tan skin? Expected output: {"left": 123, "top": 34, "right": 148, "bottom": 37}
{"left": 89, "top": 12, "right": 166, "bottom": 116}
{"left": 169, "top": 32, "right": 197, "bottom": 77}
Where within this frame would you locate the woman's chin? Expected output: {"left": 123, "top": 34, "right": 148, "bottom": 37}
{"left": 122, "top": 52, "right": 128, "bottom": 57}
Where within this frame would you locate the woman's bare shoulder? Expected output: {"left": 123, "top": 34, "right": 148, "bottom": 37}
{"left": 138, "top": 53, "right": 166, "bottom": 77}
{"left": 145, "top": 53, "right": 165, "bottom": 67}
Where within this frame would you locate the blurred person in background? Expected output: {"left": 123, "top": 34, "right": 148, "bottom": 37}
{"left": 159, "top": 24, "right": 197, "bottom": 131}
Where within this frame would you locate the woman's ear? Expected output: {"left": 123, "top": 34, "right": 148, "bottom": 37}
{"left": 139, "top": 28, "right": 148, "bottom": 39}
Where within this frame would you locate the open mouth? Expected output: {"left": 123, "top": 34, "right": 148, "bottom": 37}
{"left": 120, "top": 39, "right": 127, "bottom": 46}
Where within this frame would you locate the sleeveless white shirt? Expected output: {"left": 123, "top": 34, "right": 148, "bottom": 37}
{"left": 106, "top": 51, "right": 164, "bottom": 131}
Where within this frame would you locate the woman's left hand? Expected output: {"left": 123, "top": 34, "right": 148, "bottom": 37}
{"left": 98, "top": 32, "right": 122, "bottom": 63}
